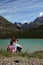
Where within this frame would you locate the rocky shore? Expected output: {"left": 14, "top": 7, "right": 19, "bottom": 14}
{"left": 0, "top": 50, "right": 43, "bottom": 65}
{"left": 0, "top": 56, "right": 43, "bottom": 65}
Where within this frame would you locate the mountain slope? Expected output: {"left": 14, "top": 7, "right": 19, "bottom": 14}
{"left": 29, "top": 16, "right": 43, "bottom": 28}
{"left": 18, "top": 24, "right": 43, "bottom": 38}
{"left": 0, "top": 16, "right": 43, "bottom": 38}
{"left": 14, "top": 22, "right": 22, "bottom": 29}
{"left": 0, "top": 16, "right": 18, "bottom": 38}
{"left": 0, "top": 16, "right": 16, "bottom": 29}
{"left": 21, "top": 16, "right": 43, "bottom": 29}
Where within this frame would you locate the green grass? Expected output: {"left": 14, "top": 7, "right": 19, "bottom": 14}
{"left": 0, "top": 49, "right": 43, "bottom": 59}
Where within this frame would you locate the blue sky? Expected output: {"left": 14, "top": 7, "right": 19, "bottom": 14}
{"left": 0, "top": 0, "right": 43, "bottom": 23}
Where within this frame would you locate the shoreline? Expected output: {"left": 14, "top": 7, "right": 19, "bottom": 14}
{"left": 0, "top": 50, "right": 43, "bottom": 65}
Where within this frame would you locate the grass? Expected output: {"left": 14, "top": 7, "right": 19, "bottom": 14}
{"left": 0, "top": 49, "right": 43, "bottom": 59}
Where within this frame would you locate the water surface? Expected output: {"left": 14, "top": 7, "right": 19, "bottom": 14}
{"left": 0, "top": 39, "right": 43, "bottom": 53}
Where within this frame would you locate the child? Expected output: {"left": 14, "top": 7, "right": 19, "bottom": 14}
{"left": 12, "top": 38, "right": 22, "bottom": 52}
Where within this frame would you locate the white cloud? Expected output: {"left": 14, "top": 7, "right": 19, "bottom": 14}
{"left": 0, "top": 0, "right": 43, "bottom": 16}
{"left": 0, "top": 0, "right": 43, "bottom": 23}
{"left": 39, "top": 12, "right": 43, "bottom": 16}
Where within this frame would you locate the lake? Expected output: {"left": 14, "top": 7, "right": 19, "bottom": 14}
{"left": 0, "top": 39, "right": 43, "bottom": 53}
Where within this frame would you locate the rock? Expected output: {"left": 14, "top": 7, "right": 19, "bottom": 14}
{"left": 0, "top": 57, "right": 43, "bottom": 65}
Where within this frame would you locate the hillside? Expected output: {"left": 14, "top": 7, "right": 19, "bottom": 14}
{"left": 21, "top": 16, "right": 43, "bottom": 29}
{"left": 0, "top": 16, "right": 43, "bottom": 38}
{"left": 17, "top": 24, "right": 43, "bottom": 38}
{"left": 0, "top": 16, "right": 16, "bottom": 29}
{"left": 30, "top": 16, "right": 43, "bottom": 28}
{"left": 0, "top": 16, "right": 19, "bottom": 38}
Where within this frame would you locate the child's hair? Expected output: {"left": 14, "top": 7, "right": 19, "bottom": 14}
{"left": 12, "top": 38, "right": 18, "bottom": 42}
{"left": 10, "top": 40, "right": 13, "bottom": 45}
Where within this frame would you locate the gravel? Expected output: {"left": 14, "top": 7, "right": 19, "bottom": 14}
{"left": 0, "top": 57, "right": 43, "bottom": 65}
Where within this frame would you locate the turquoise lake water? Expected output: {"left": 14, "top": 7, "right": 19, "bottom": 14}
{"left": 0, "top": 39, "right": 43, "bottom": 53}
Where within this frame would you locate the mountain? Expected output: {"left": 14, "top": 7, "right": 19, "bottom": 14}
{"left": 21, "top": 16, "right": 43, "bottom": 29}
{"left": 0, "top": 16, "right": 19, "bottom": 38}
{"left": 19, "top": 24, "right": 43, "bottom": 38}
{"left": 35, "top": 24, "right": 43, "bottom": 30}
{"left": 29, "top": 16, "right": 43, "bottom": 28}
{"left": 0, "top": 16, "right": 15, "bottom": 29}
{"left": 0, "top": 15, "right": 43, "bottom": 38}
{"left": 14, "top": 22, "right": 22, "bottom": 29}
{"left": 21, "top": 22, "right": 29, "bottom": 29}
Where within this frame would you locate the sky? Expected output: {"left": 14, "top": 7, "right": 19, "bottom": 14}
{"left": 0, "top": 0, "right": 43, "bottom": 23}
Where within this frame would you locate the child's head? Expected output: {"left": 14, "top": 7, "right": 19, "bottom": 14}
{"left": 12, "top": 38, "right": 18, "bottom": 43}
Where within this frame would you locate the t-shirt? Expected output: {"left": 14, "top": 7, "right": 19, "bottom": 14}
{"left": 13, "top": 43, "right": 22, "bottom": 52}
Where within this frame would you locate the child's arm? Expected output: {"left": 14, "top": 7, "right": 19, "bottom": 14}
{"left": 16, "top": 44, "right": 23, "bottom": 48}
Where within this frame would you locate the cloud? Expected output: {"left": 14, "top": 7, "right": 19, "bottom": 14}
{"left": 39, "top": 12, "right": 43, "bottom": 16}
{"left": 0, "top": 0, "right": 43, "bottom": 23}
